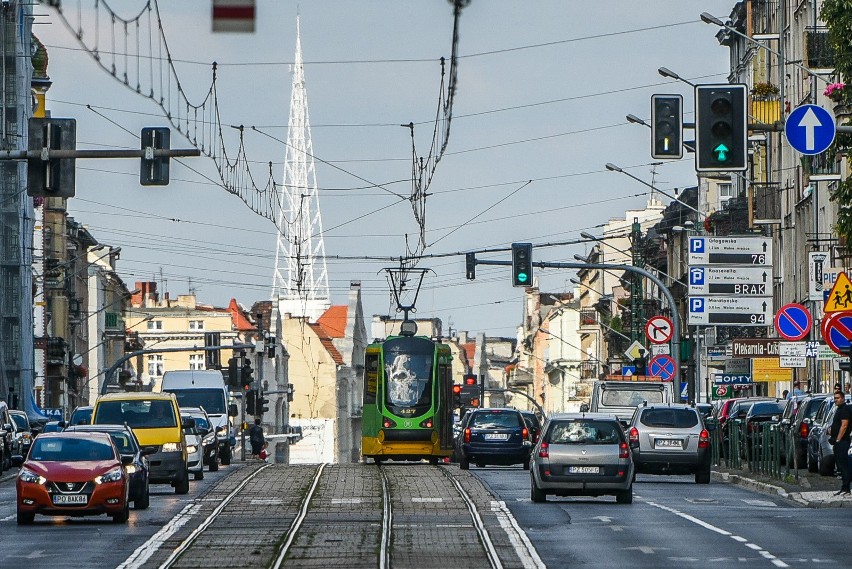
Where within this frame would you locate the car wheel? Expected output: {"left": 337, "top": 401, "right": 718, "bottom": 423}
{"left": 209, "top": 453, "right": 219, "bottom": 472}
{"left": 530, "top": 475, "right": 546, "bottom": 503}
{"left": 615, "top": 486, "right": 633, "bottom": 504}
{"left": 522, "top": 458, "right": 530, "bottom": 471}
{"left": 428, "top": 457, "right": 439, "bottom": 465}
{"left": 459, "top": 457, "right": 469, "bottom": 470}
{"left": 374, "top": 457, "right": 384, "bottom": 466}
{"left": 695, "top": 468, "right": 711, "bottom": 484}
{"left": 818, "top": 451, "right": 835, "bottom": 476}
{"left": 807, "top": 450, "right": 819, "bottom": 473}
{"left": 135, "top": 483, "right": 150, "bottom": 510}
{"left": 220, "top": 447, "right": 231, "bottom": 466}
{"left": 174, "top": 470, "right": 190, "bottom": 495}
{"left": 17, "top": 511, "right": 34, "bottom": 525}
{"left": 112, "top": 502, "right": 129, "bottom": 524}
{"left": 194, "top": 470, "right": 204, "bottom": 481}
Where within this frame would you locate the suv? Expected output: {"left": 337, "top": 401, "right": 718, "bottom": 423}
{"left": 786, "top": 394, "right": 830, "bottom": 468}
{"left": 9, "top": 410, "right": 33, "bottom": 459}
{"left": 0, "top": 400, "right": 13, "bottom": 471}
{"left": 530, "top": 413, "right": 633, "bottom": 504}
{"left": 455, "top": 408, "right": 531, "bottom": 470}
{"left": 628, "top": 404, "right": 711, "bottom": 484}
{"left": 520, "top": 411, "right": 542, "bottom": 444}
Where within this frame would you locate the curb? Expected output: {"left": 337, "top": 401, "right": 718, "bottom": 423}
{"left": 712, "top": 470, "right": 852, "bottom": 508}
{"left": 0, "top": 468, "right": 18, "bottom": 484}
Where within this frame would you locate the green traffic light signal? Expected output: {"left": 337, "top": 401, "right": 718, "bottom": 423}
{"left": 695, "top": 84, "right": 747, "bottom": 172}
{"left": 511, "top": 243, "right": 533, "bottom": 287}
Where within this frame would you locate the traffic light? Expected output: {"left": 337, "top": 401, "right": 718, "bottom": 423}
{"left": 695, "top": 84, "right": 747, "bottom": 172}
{"left": 27, "top": 117, "right": 76, "bottom": 198}
{"left": 246, "top": 389, "right": 257, "bottom": 415}
{"left": 466, "top": 252, "right": 476, "bottom": 280}
{"left": 241, "top": 359, "right": 254, "bottom": 389}
{"left": 204, "top": 332, "right": 221, "bottom": 369}
{"left": 452, "top": 384, "right": 462, "bottom": 408}
{"left": 511, "top": 243, "right": 533, "bottom": 287}
{"left": 460, "top": 374, "right": 480, "bottom": 407}
{"left": 140, "top": 127, "right": 170, "bottom": 185}
{"left": 227, "top": 357, "right": 240, "bottom": 388}
{"left": 258, "top": 392, "right": 270, "bottom": 414}
{"left": 839, "top": 346, "right": 852, "bottom": 374}
{"left": 287, "top": 383, "right": 295, "bottom": 403}
{"left": 651, "top": 94, "right": 683, "bottom": 159}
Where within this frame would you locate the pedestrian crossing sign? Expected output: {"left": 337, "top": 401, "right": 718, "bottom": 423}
{"left": 824, "top": 271, "right": 852, "bottom": 313}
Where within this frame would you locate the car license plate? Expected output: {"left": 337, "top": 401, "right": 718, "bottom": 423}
{"left": 52, "top": 494, "right": 88, "bottom": 505}
{"left": 655, "top": 439, "right": 683, "bottom": 448}
{"left": 484, "top": 433, "right": 509, "bottom": 440}
{"left": 568, "top": 466, "right": 600, "bottom": 474}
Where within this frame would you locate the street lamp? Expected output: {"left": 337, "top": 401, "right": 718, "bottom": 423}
{"left": 605, "top": 162, "right": 702, "bottom": 216}
{"left": 626, "top": 114, "right": 649, "bottom": 127}
{"left": 658, "top": 66, "right": 696, "bottom": 88}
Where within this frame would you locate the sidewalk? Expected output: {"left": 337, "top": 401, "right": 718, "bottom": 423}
{"left": 713, "top": 463, "right": 852, "bottom": 508}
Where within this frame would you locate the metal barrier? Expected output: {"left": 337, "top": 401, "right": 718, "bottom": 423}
{"left": 710, "top": 419, "right": 798, "bottom": 482}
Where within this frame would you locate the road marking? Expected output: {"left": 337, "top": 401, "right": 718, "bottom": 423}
{"left": 0, "top": 514, "right": 16, "bottom": 522}
{"left": 608, "top": 525, "right": 624, "bottom": 532}
{"left": 411, "top": 497, "right": 442, "bottom": 503}
{"left": 742, "top": 499, "right": 777, "bottom": 507}
{"left": 624, "top": 546, "right": 670, "bottom": 555}
{"left": 645, "top": 500, "right": 788, "bottom": 568}
{"left": 490, "top": 501, "right": 547, "bottom": 569}
{"left": 115, "top": 503, "right": 201, "bottom": 569}
{"left": 331, "top": 498, "right": 362, "bottom": 504}
{"left": 251, "top": 498, "right": 284, "bottom": 505}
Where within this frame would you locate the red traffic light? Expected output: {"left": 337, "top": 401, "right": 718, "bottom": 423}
{"left": 464, "top": 374, "right": 476, "bottom": 385}
{"left": 452, "top": 385, "right": 462, "bottom": 395}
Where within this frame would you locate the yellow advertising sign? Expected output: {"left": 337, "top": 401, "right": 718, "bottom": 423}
{"left": 751, "top": 357, "right": 793, "bottom": 382}
{"left": 824, "top": 271, "right": 852, "bottom": 313}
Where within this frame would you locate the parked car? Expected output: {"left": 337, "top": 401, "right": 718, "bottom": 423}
{"left": 807, "top": 397, "right": 845, "bottom": 476}
{"left": 741, "top": 400, "right": 785, "bottom": 457}
{"left": 720, "top": 398, "right": 772, "bottom": 455}
{"left": 13, "top": 431, "right": 131, "bottom": 524}
{"left": 529, "top": 413, "right": 633, "bottom": 504}
{"left": 180, "top": 413, "right": 204, "bottom": 480}
{"left": 64, "top": 424, "right": 154, "bottom": 510}
{"left": 520, "top": 411, "right": 543, "bottom": 444}
{"left": 180, "top": 407, "right": 219, "bottom": 472}
{"left": 628, "top": 404, "right": 711, "bottom": 484}
{"left": 1, "top": 400, "right": 14, "bottom": 471}
{"left": 454, "top": 408, "right": 531, "bottom": 470}
{"left": 785, "top": 394, "right": 830, "bottom": 468}
{"left": 9, "top": 410, "right": 33, "bottom": 459}
{"left": 68, "top": 405, "right": 94, "bottom": 427}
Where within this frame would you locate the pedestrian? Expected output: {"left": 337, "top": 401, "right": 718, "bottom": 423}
{"left": 828, "top": 390, "right": 852, "bottom": 496}
{"left": 791, "top": 381, "right": 804, "bottom": 397}
{"left": 248, "top": 418, "right": 265, "bottom": 459}
{"left": 845, "top": 382, "right": 851, "bottom": 395}
{"left": 782, "top": 389, "right": 789, "bottom": 399}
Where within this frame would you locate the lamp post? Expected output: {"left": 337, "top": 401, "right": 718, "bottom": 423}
{"left": 605, "top": 162, "right": 702, "bottom": 216}
{"left": 658, "top": 66, "right": 697, "bottom": 88}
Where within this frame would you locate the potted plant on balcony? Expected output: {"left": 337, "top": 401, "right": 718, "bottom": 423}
{"left": 751, "top": 82, "right": 779, "bottom": 100}
{"left": 824, "top": 82, "right": 851, "bottom": 119}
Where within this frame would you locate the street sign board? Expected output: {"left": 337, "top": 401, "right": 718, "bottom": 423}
{"left": 621, "top": 366, "right": 637, "bottom": 377}
{"left": 774, "top": 303, "right": 812, "bottom": 341}
{"left": 688, "top": 236, "right": 772, "bottom": 266}
{"left": 651, "top": 343, "right": 671, "bottom": 356}
{"left": 731, "top": 339, "right": 781, "bottom": 359}
{"left": 645, "top": 315, "right": 674, "bottom": 344}
{"left": 752, "top": 358, "right": 793, "bottom": 382}
{"left": 39, "top": 408, "right": 63, "bottom": 421}
{"left": 688, "top": 266, "right": 771, "bottom": 296}
{"left": 780, "top": 356, "right": 807, "bottom": 368}
{"left": 808, "top": 252, "right": 830, "bottom": 301}
{"left": 648, "top": 354, "right": 677, "bottom": 381}
{"left": 785, "top": 104, "right": 836, "bottom": 155}
{"left": 779, "top": 342, "right": 807, "bottom": 357}
{"left": 713, "top": 373, "right": 753, "bottom": 385}
{"left": 822, "top": 311, "right": 852, "bottom": 355}
{"left": 725, "top": 358, "right": 750, "bottom": 374}
{"left": 624, "top": 340, "right": 647, "bottom": 361}
{"left": 688, "top": 296, "right": 773, "bottom": 326}
{"left": 824, "top": 271, "right": 852, "bottom": 313}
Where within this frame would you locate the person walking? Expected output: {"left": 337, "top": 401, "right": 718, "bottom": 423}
{"left": 248, "top": 418, "right": 265, "bottom": 459}
{"left": 828, "top": 390, "right": 852, "bottom": 496}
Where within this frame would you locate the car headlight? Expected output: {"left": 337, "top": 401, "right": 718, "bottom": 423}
{"left": 186, "top": 445, "right": 198, "bottom": 454}
{"left": 19, "top": 468, "right": 46, "bottom": 485}
{"left": 161, "top": 442, "right": 182, "bottom": 452}
{"left": 95, "top": 467, "right": 124, "bottom": 484}
{"left": 124, "top": 464, "right": 138, "bottom": 475}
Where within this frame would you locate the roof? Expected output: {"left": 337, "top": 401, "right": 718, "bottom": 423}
{"left": 317, "top": 305, "right": 347, "bottom": 339}
{"left": 97, "top": 392, "right": 177, "bottom": 402}
{"left": 228, "top": 298, "right": 256, "bottom": 332}
{"left": 461, "top": 342, "right": 476, "bottom": 366}
{"left": 308, "top": 322, "right": 344, "bottom": 365}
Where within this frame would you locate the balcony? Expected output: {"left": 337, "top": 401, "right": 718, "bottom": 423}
{"left": 752, "top": 182, "right": 782, "bottom": 223}
{"left": 804, "top": 27, "right": 834, "bottom": 71}
{"left": 580, "top": 360, "right": 598, "bottom": 380}
{"left": 104, "top": 311, "right": 126, "bottom": 338}
{"left": 750, "top": 1, "right": 779, "bottom": 39}
{"left": 579, "top": 308, "right": 597, "bottom": 326}
{"left": 751, "top": 98, "right": 781, "bottom": 125}
{"left": 804, "top": 152, "right": 841, "bottom": 182}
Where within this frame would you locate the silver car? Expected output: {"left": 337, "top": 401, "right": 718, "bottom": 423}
{"left": 530, "top": 413, "right": 634, "bottom": 504}
{"left": 627, "top": 404, "right": 710, "bottom": 484}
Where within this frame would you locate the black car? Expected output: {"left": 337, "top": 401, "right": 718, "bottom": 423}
{"left": 68, "top": 405, "right": 94, "bottom": 427}
{"left": 520, "top": 411, "right": 542, "bottom": 444}
{"left": 741, "top": 400, "right": 785, "bottom": 457}
{"left": 41, "top": 421, "right": 66, "bottom": 434}
{"left": 64, "top": 424, "right": 154, "bottom": 509}
{"left": 785, "top": 394, "right": 830, "bottom": 468}
{"left": 455, "top": 408, "right": 532, "bottom": 470}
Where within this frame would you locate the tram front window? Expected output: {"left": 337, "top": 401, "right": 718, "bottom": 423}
{"left": 384, "top": 338, "right": 434, "bottom": 414}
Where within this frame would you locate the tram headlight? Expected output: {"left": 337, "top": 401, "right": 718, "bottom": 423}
{"left": 382, "top": 417, "right": 397, "bottom": 429}
{"left": 419, "top": 419, "right": 433, "bottom": 429}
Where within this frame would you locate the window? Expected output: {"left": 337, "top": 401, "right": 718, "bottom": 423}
{"left": 189, "top": 320, "right": 204, "bottom": 330}
{"left": 147, "top": 320, "right": 163, "bottom": 331}
{"left": 718, "top": 182, "right": 733, "bottom": 206}
{"left": 147, "top": 355, "right": 164, "bottom": 377}
{"left": 189, "top": 354, "right": 204, "bottom": 370}
{"left": 640, "top": 408, "right": 699, "bottom": 429}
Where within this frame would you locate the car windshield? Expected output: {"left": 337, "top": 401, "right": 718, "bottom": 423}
{"left": 70, "top": 408, "right": 92, "bottom": 425}
{"left": 191, "top": 415, "right": 210, "bottom": 431}
{"left": 750, "top": 402, "right": 784, "bottom": 416}
{"left": 548, "top": 420, "right": 622, "bottom": 444}
{"left": 107, "top": 432, "right": 137, "bottom": 454}
{"left": 470, "top": 411, "right": 521, "bottom": 429}
{"left": 94, "top": 399, "right": 177, "bottom": 429}
{"left": 29, "top": 438, "right": 115, "bottom": 462}
{"left": 42, "top": 423, "right": 64, "bottom": 433}
{"left": 640, "top": 408, "right": 699, "bottom": 428}
{"left": 601, "top": 389, "right": 664, "bottom": 406}
{"left": 804, "top": 398, "right": 827, "bottom": 419}
{"left": 166, "top": 389, "right": 226, "bottom": 414}
{"left": 11, "top": 413, "right": 28, "bottom": 430}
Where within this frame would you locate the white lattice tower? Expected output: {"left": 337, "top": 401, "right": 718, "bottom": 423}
{"left": 272, "top": 17, "right": 330, "bottom": 321}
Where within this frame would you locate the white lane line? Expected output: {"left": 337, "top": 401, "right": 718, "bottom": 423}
{"left": 491, "top": 501, "right": 547, "bottom": 569}
{"left": 412, "top": 497, "right": 443, "bottom": 503}
{"left": 644, "top": 500, "right": 788, "bottom": 568}
{"left": 115, "top": 503, "right": 202, "bottom": 569}
{"left": 0, "top": 514, "right": 16, "bottom": 522}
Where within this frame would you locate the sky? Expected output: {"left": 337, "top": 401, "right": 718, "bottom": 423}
{"left": 37, "top": 0, "right": 735, "bottom": 339}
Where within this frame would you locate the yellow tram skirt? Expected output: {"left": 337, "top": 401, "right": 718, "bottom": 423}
{"left": 362, "top": 435, "right": 452, "bottom": 459}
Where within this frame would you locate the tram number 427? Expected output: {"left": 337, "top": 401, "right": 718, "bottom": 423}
{"left": 751, "top": 254, "right": 767, "bottom": 265}
{"left": 750, "top": 313, "right": 766, "bottom": 324}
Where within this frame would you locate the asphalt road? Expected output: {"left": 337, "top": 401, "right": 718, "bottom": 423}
{"left": 474, "top": 469, "right": 849, "bottom": 568}
{"left": 0, "top": 464, "right": 242, "bottom": 569}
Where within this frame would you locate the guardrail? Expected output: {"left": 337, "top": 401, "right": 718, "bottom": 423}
{"left": 709, "top": 419, "right": 798, "bottom": 482}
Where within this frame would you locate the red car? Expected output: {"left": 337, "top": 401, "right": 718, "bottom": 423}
{"left": 13, "top": 431, "right": 131, "bottom": 524}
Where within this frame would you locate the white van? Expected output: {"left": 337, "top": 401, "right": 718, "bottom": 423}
{"left": 158, "top": 370, "right": 237, "bottom": 465}
{"left": 585, "top": 380, "right": 675, "bottom": 425}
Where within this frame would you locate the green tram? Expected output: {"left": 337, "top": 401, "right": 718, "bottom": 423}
{"left": 361, "top": 334, "right": 455, "bottom": 464}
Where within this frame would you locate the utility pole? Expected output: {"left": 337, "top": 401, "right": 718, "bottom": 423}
{"left": 629, "top": 217, "right": 645, "bottom": 342}
{"left": 240, "top": 350, "right": 247, "bottom": 462}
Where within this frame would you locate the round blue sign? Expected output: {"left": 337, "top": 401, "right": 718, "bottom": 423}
{"left": 648, "top": 355, "right": 677, "bottom": 382}
{"left": 774, "top": 303, "right": 812, "bottom": 342}
{"left": 785, "top": 104, "right": 836, "bottom": 156}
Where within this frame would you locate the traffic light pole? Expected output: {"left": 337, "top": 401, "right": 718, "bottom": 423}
{"left": 0, "top": 148, "right": 201, "bottom": 160}
{"left": 475, "top": 259, "right": 685, "bottom": 396}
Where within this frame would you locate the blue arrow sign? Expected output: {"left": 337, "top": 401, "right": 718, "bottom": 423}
{"left": 785, "top": 104, "right": 836, "bottom": 155}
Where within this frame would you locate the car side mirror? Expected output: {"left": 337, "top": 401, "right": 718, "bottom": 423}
{"left": 11, "top": 454, "right": 24, "bottom": 467}
{"left": 228, "top": 404, "right": 239, "bottom": 417}
{"left": 197, "top": 427, "right": 209, "bottom": 436}
{"left": 141, "top": 446, "right": 158, "bottom": 456}
{"left": 58, "top": 421, "right": 67, "bottom": 429}
{"left": 772, "top": 415, "right": 780, "bottom": 422}
{"left": 181, "top": 417, "right": 196, "bottom": 430}
{"left": 579, "top": 403, "right": 590, "bottom": 413}
{"left": 121, "top": 455, "right": 134, "bottom": 466}
{"left": 803, "top": 418, "right": 811, "bottom": 425}
{"left": 2, "top": 423, "right": 11, "bottom": 431}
